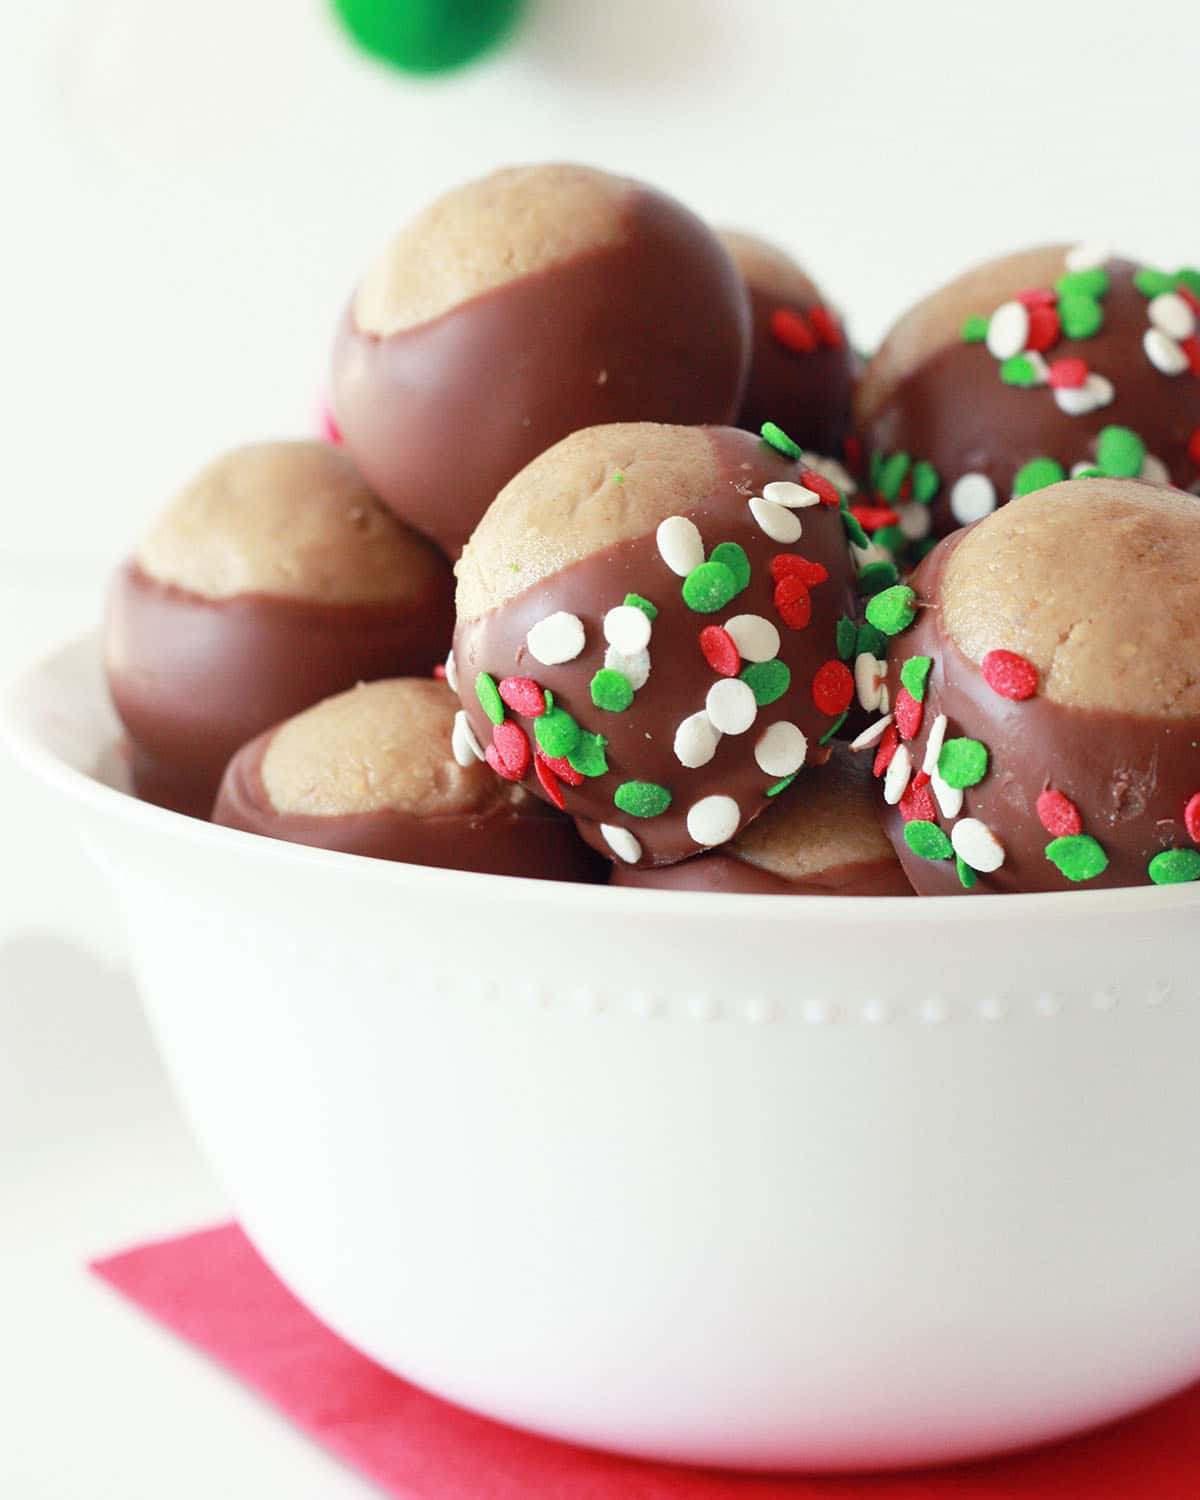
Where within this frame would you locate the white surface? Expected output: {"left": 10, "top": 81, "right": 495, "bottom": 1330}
{"left": 4, "top": 1, "right": 1200, "bottom": 1493}
{"left": 10, "top": 634, "right": 1200, "bottom": 1473}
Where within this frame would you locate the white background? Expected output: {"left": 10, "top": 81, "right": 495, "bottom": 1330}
{"left": 3, "top": 2, "right": 1198, "bottom": 1494}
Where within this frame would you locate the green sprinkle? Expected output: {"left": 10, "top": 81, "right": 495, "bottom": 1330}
{"left": 590, "top": 669, "right": 634, "bottom": 713}
{"left": 1134, "top": 267, "right": 1177, "bottom": 299}
{"left": 1056, "top": 267, "right": 1109, "bottom": 300}
{"left": 865, "top": 585, "right": 917, "bottom": 636}
{"left": 1073, "top": 466, "right": 1105, "bottom": 479}
{"left": 708, "top": 542, "right": 751, "bottom": 594}
{"left": 1148, "top": 848, "right": 1200, "bottom": 885}
{"left": 842, "top": 508, "right": 869, "bottom": 550}
{"left": 612, "top": 470, "right": 625, "bottom": 484}
{"left": 740, "top": 658, "right": 791, "bottom": 706}
{"left": 877, "top": 452, "right": 911, "bottom": 502}
{"left": 1097, "top": 425, "right": 1147, "bottom": 478}
{"left": 534, "top": 706, "right": 581, "bottom": 759}
{"left": 905, "top": 821, "right": 953, "bottom": 861}
{"left": 1175, "top": 268, "right": 1200, "bottom": 298}
{"left": 859, "top": 560, "right": 900, "bottom": 595}
{"left": 761, "top": 421, "right": 802, "bottom": 459}
{"left": 1045, "top": 834, "right": 1109, "bottom": 883}
{"left": 912, "top": 459, "right": 941, "bottom": 504}
{"left": 1013, "top": 457, "right": 1066, "bottom": 497}
{"left": 567, "top": 731, "right": 607, "bottom": 778}
{"left": 961, "top": 314, "right": 989, "bottom": 343}
{"left": 856, "top": 621, "right": 888, "bottom": 660}
{"left": 836, "top": 616, "right": 858, "bottom": 660}
{"left": 475, "top": 672, "right": 504, "bottom": 726}
{"left": 623, "top": 592, "right": 658, "bottom": 621}
{"left": 900, "top": 655, "right": 932, "bottom": 702}
{"left": 956, "top": 855, "right": 978, "bottom": 890}
{"left": 682, "top": 560, "right": 738, "bottom": 614}
{"left": 937, "top": 737, "right": 989, "bottom": 788}
{"left": 869, "top": 450, "right": 886, "bottom": 490}
{"left": 818, "top": 711, "right": 847, "bottom": 745}
{"left": 614, "top": 781, "right": 671, "bottom": 819}
{"left": 873, "top": 525, "right": 906, "bottom": 555}
{"left": 1059, "top": 292, "right": 1104, "bottom": 340}
{"left": 766, "top": 773, "right": 798, "bottom": 797}
{"left": 1000, "top": 354, "right": 1041, "bottom": 388}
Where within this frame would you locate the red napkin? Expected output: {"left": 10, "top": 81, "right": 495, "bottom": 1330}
{"left": 93, "top": 1224, "right": 1200, "bottom": 1498}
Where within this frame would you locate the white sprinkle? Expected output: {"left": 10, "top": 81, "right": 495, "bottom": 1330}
{"left": 1065, "top": 241, "right": 1110, "bottom": 273}
{"left": 883, "top": 742, "right": 913, "bottom": 805}
{"left": 603, "top": 604, "right": 652, "bottom": 655}
{"left": 451, "top": 710, "right": 484, "bottom": 766}
{"left": 724, "top": 613, "right": 779, "bottom": 663}
{"left": 527, "top": 611, "right": 585, "bottom": 665}
{"left": 1149, "top": 292, "right": 1196, "bottom": 342}
{"left": 748, "top": 494, "right": 803, "bottom": 543}
{"left": 876, "top": 683, "right": 891, "bottom": 714}
{"left": 852, "top": 537, "right": 891, "bottom": 570}
{"left": 922, "top": 713, "right": 948, "bottom": 775}
{"left": 931, "top": 769, "right": 963, "bottom": 819}
{"left": 1053, "top": 373, "right": 1114, "bottom": 415}
{"left": 986, "top": 301, "right": 1030, "bottom": 360}
{"left": 849, "top": 714, "right": 893, "bottom": 752}
{"left": 674, "top": 711, "right": 721, "bottom": 768}
{"left": 763, "top": 479, "right": 821, "bottom": 509}
{"left": 949, "top": 472, "right": 997, "bottom": 525}
{"left": 951, "top": 817, "right": 1005, "bottom": 873}
{"left": 1145, "top": 327, "right": 1189, "bottom": 376}
{"left": 601, "top": 824, "right": 642, "bottom": 864}
{"left": 656, "top": 515, "right": 705, "bottom": 576}
{"left": 854, "top": 651, "right": 885, "bottom": 712}
{"left": 897, "top": 502, "right": 931, "bottom": 541}
{"left": 604, "top": 645, "right": 650, "bottom": 691}
{"left": 705, "top": 678, "right": 758, "bottom": 736}
{"left": 687, "top": 795, "right": 740, "bottom": 847}
{"left": 754, "top": 720, "right": 807, "bottom": 777}
{"left": 1140, "top": 453, "right": 1171, "bottom": 486}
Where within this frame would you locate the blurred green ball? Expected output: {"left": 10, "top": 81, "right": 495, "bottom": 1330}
{"left": 331, "top": 0, "right": 526, "bottom": 75}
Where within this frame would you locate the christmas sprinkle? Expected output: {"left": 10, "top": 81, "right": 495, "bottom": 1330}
{"left": 706, "top": 677, "right": 758, "bottom": 735}
{"left": 656, "top": 515, "right": 705, "bottom": 576}
{"left": 699, "top": 624, "right": 740, "bottom": 677}
{"left": 761, "top": 421, "right": 803, "bottom": 459}
{"left": 1148, "top": 849, "right": 1200, "bottom": 884}
{"left": 938, "top": 737, "right": 989, "bottom": 788}
{"left": 590, "top": 669, "right": 634, "bottom": 713}
{"left": 900, "top": 656, "right": 933, "bottom": 701}
{"left": 687, "top": 794, "right": 741, "bottom": 846}
{"left": 683, "top": 560, "right": 739, "bottom": 613}
{"left": 905, "top": 821, "right": 953, "bottom": 861}
{"left": 1045, "top": 834, "right": 1109, "bottom": 883}
{"left": 708, "top": 543, "right": 751, "bottom": 593}
{"left": 981, "top": 649, "right": 1039, "bottom": 701}
{"left": 865, "top": 585, "right": 917, "bottom": 636}
{"left": 527, "top": 611, "right": 585, "bottom": 666}
{"left": 754, "top": 720, "right": 807, "bottom": 777}
{"left": 741, "top": 658, "right": 792, "bottom": 706}
{"left": 1037, "top": 789, "right": 1082, "bottom": 837}
{"left": 614, "top": 781, "right": 672, "bottom": 819}
{"left": 674, "top": 710, "right": 721, "bottom": 768}
{"left": 601, "top": 824, "right": 642, "bottom": 864}
{"left": 475, "top": 672, "right": 505, "bottom": 725}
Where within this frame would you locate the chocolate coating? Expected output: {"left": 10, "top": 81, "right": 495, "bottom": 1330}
{"left": 332, "top": 167, "right": 750, "bottom": 558}
{"left": 720, "top": 230, "right": 858, "bottom": 461}
{"left": 453, "top": 424, "right": 857, "bottom": 867}
{"left": 860, "top": 251, "right": 1200, "bottom": 540}
{"left": 213, "top": 680, "right": 604, "bottom": 881}
{"left": 877, "top": 484, "right": 1200, "bottom": 894}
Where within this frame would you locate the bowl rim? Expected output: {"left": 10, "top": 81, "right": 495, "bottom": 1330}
{"left": 5, "top": 629, "right": 1199, "bottom": 928}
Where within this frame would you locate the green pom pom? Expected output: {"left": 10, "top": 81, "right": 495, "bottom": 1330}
{"left": 937, "top": 737, "right": 989, "bottom": 789}
{"left": 740, "top": 659, "right": 791, "bottom": 706}
{"left": 961, "top": 314, "right": 989, "bottom": 343}
{"left": 1000, "top": 355, "right": 1041, "bottom": 388}
{"left": 623, "top": 592, "right": 658, "bottom": 620}
{"left": 1097, "top": 425, "right": 1147, "bottom": 478}
{"left": 859, "top": 560, "right": 900, "bottom": 595}
{"left": 1045, "top": 834, "right": 1109, "bottom": 883}
{"left": 905, "top": 821, "right": 953, "bottom": 861}
{"left": 1013, "top": 457, "right": 1066, "bottom": 497}
{"left": 761, "top": 422, "right": 802, "bottom": 459}
{"left": 707, "top": 543, "right": 751, "bottom": 594}
{"left": 614, "top": 781, "right": 671, "bottom": 819}
{"left": 1148, "top": 848, "right": 1200, "bottom": 885}
{"left": 682, "top": 561, "right": 738, "bottom": 614}
{"left": 590, "top": 669, "right": 634, "bottom": 713}
{"left": 865, "top": 585, "right": 916, "bottom": 636}
{"left": 567, "top": 731, "right": 607, "bottom": 778}
{"left": 534, "top": 706, "right": 580, "bottom": 759}
{"left": 331, "top": 0, "right": 526, "bottom": 74}
{"left": 900, "top": 656, "right": 932, "bottom": 702}
{"left": 912, "top": 460, "right": 941, "bottom": 504}
{"left": 475, "top": 672, "right": 504, "bottom": 726}
{"left": 1059, "top": 292, "right": 1104, "bottom": 340}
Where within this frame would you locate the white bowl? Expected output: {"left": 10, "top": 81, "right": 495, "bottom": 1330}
{"left": 7, "top": 633, "right": 1200, "bottom": 1473}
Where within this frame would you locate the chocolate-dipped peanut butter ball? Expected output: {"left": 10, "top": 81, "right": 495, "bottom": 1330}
{"left": 215, "top": 678, "right": 604, "bottom": 880}
{"left": 331, "top": 163, "right": 751, "bottom": 558}
{"left": 856, "top": 244, "right": 1200, "bottom": 558}
{"left": 719, "top": 230, "right": 858, "bottom": 463}
{"left": 105, "top": 441, "right": 454, "bottom": 817}
{"left": 452, "top": 421, "right": 861, "bottom": 868}
{"left": 612, "top": 750, "right": 912, "bottom": 895}
{"left": 861, "top": 479, "right": 1200, "bottom": 894}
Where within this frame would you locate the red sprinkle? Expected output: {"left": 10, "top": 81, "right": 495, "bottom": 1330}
{"left": 809, "top": 304, "right": 844, "bottom": 350}
{"left": 774, "top": 576, "right": 812, "bottom": 629}
{"left": 769, "top": 306, "right": 817, "bottom": 355}
{"left": 894, "top": 686, "right": 924, "bottom": 741}
{"left": 1025, "top": 305, "right": 1061, "bottom": 353}
{"left": 432, "top": 663, "right": 448, "bottom": 680}
{"left": 1182, "top": 335, "right": 1200, "bottom": 377}
{"left": 799, "top": 469, "right": 843, "bottom": 507}
{"left": 812, "top": 659, "right": 854, "bottom": 716}
{"left": 873, "top": 723, "right": 900, "bottom": 778}
{"left": 498, "top": 676, "right": 546, "bottom": 717}
{"left": 899, "top": 771, "right": 937, "bottom": 824}
{"left": 981, "top": 649, "right": 1039, "bottom": 701}
{"left": 1015, "top": 287, "right": 1057, "bottom": 309}
{"left": 699, "top": 625, "right": 741, "bottom": 676}
{"left": 534, "top": 755, "right": 566, "bottom": 810}
{"left": 1179, "top": 286, "right": 1200, "bottom": 316}
{"left": 1037, "top": 789, "right": 1082, "bottom": 838}
{"left": 851, "top": 502, "right": 901, "bottom": 532}
{"left": 537, "top": 750, "right": 584, "bottom": 787}
{"left": 1185, "top": 792, "right": 1200, "bottom": 843}
{"left": 1048, "top": 356, "right": 1088, "bottom": 390}
{"left": 489, "top": 721, "right": 530, "bottom": 780}
{"left": 770, "top": 553, "right": 829, "bottom": 586}
{"left": 1190, "top": 428, "right": 1200, "bottom": 467}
